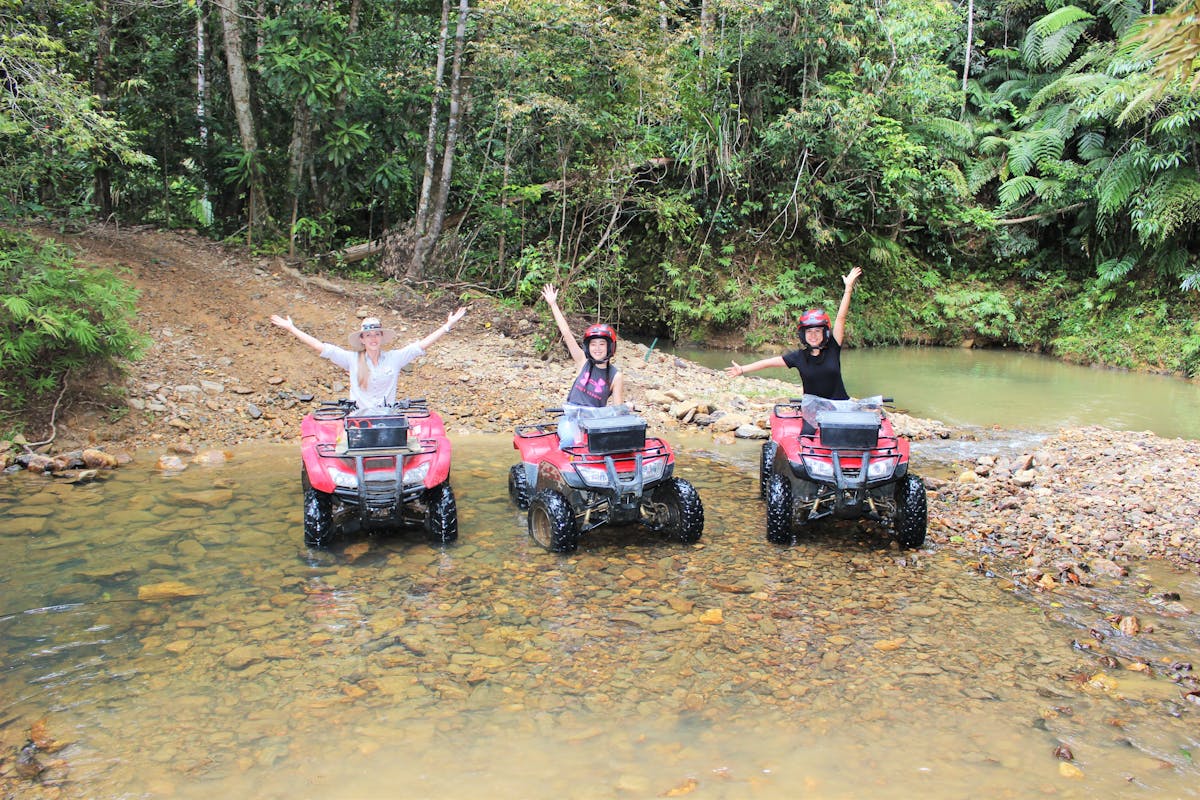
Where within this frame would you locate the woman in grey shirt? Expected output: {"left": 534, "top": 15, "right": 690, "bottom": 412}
{"left": 270, "top": 309, "right": 465, "bottom": 411}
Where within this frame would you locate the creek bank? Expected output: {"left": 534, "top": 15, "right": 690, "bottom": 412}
{"left": 928, "top": 427, "right": 1200, "bottom": 574}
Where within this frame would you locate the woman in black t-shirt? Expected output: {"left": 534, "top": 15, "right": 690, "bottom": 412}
{"left": 725, "top": 267, "right": 862, "bottom": 400}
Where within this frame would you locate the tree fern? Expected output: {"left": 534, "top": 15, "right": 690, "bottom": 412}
{"left": 1076, "top": 129, "right": 1109, "bottom": 160}
{"left": 1131, "top": 170, "right": 1200, "bottom": 244}
{"left": 998, "top": 175, "right": 1042, "bottom": 207}
{"left": 1007, "top": 129, "right": 1066, "bottom": 176}
{"left": 1096, "top": 254, "right": 1137, "bottom": 287}
{"left": 1027, "top": 72, "right": 1115, "bottom": 116}
{"left": 914, "top": 116, "right": 975, "bottom": 148}
{"left": 1033, "top": 6, "right": 1098, "bottom": 36}
{"left": 1096, "top": 146, "right": 1150, "bottom": 220}
{"left": 1099, "top": 0, "right": 1151, "bottom": 37}
{"left": 966, "top": 159, "right": 1000, "bottom": 193}
{"left": 1024, "top": 7, "right": 1096, "bottom": 70}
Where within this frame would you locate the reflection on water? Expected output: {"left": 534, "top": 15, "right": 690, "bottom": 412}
{"left": 2, "top": 437, "right": 1198, "bottom": 798}
{"left": 668, "top": 343, "right": 1200, "bottom": 441}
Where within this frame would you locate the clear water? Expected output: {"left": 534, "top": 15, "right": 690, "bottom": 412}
{"left": 666, "top": 343, "right": 1200, "bottom": 441}
{"left": 2, "top": 438, "right": 1198, "bottom": 799}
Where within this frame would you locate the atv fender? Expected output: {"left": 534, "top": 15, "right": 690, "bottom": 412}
{"left": 535, "top": 461, "right": 571, "bottom": 495}
{"left": 420, "top": 437, "right": 453, "bottom": 489}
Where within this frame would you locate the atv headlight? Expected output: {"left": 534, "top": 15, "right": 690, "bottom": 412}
{"left": 575, "top": 464, "right": 611, "bottom": 487}
{"left": 331, "top": 471, "right": 358, "bottom": 489}
{"left": 803, "top": 457, "right": 835, "bottom": 479}
{"left": 866, "top": 458, "right": 898, "bottom": 480}
{"left": 403, "top": 462, "right": 430, "bottom": 487}
{"left": 640, "top": 458, "right": 666, "bottom": 483}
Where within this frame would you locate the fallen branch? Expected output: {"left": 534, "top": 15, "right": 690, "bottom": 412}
{"left": 25, "top": 377, "right": 70, "bottom": 451}
{"left": 324, "top": 239, "right": 383, "bottom": 265}
{"left": 280, "top": 265, "right": 348, "bottom": 296}
{"left": 996, "top": 202, "right": 1088, "bottom": 225}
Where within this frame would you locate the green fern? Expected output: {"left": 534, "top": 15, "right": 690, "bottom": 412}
{"left": 1076, "top": 130, "right": 1109, "bottom": 160}
{"left": 1024, "top": 12, "right": 1095, "bottom": 70}
{"left": 966, "top": 159, "right": 1000, "bottom": 193}
{"left": 1097, "top": 146, "right": 1151, "bottom": 220}
{"left": 915, "top": 117, "right": 975, "bottom": 148}
{"left": 1096, "top": 255, "right": 1137, "bottom": 287}
{"left": 1131, "top": 170, "right": 1200, "bottom": 244}
{"left": 1033, "top": 6, "right": 1098, "bottom": 37}
{"left": 1006, "top": 129, "right": 1066, "bottom": 176}
{"left": 0, "top": 231, "right": 148, "bottom": 416}
{"left": 998, "top": 175, "right": 1041, "bottom": 207}
{"left": 1027, "top": 72, "right": 1115, "bottom": 115}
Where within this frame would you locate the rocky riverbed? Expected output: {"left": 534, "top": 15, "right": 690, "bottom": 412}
{"left": 5, "top": 225, "right": 1199, "bottom": 581}
{"left": 3, "top": 226, "right": 1200, "bottom": 799}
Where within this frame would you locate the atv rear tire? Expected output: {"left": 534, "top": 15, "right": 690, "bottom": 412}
{"left": 424, "top": 482, "right": 459, "bottom": 544}
{"left": 302, "top": 469, "right": 335, "bottom": 547}
{"left": 508, "top": 464, "right": 531, "bottom": 510}
{"left": 651, "top": 477, "right": 704, "bottom": 544}
{"left": 765, "top": 471, "right": 793, "bottom": 545}
{"left": 528, "top": 489, "right": 579, "bottom": 553}
{"left": 894, "top": 474, "right": 927, "bottom": 549}
{"left": 759, "top": 441, "right": 777, "bottom": 499}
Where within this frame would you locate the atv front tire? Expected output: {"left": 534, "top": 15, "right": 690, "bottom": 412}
{"left": 528, "top": 489, "right": 579, "bottom": 553}
{"left": 765, "top": 471, "right": 793, "bottom": 545}
{"left": 759, "top": 441, "right": 778, "bottom": 500}
{"left": 893, "top": 474, "right": 927, "bottom": 549}
{"left": 508, "top": 464, "right": 531, "bottom": 510}
{"left": 424, "top": 482, "right": 459, "bottom": 544}
{"left": 302, "top": 469, "right": 335, "bottom": 547}
{"left": 650, "top": 477, "right": 704, "bottom": 544}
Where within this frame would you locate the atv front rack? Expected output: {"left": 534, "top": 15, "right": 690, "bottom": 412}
{"left": 315, "top": 439, "right": 437, "bottom": 457}
{"left": 313, "top": 398, "right": 432, "bottom": 421}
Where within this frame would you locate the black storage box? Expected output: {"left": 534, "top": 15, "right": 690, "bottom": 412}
{"left": 580, "top": 414, "right": 647, "bottom": 454}
{"left": 816, "top": 411, "right": 880, "bottom": 449}
{"left": 344, "top": 414, "right": 409, "bottom": 450}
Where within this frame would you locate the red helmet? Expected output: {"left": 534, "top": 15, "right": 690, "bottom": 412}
{"left": 798, "top": 308, "right": 831, "bottom": 347}
{"left": 583, "top": 323, "right": 617, "bottom": 363}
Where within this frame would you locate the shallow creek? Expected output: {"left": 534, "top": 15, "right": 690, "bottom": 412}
{"left": 1, "top": 435, "right": 1198, "bottom": 799}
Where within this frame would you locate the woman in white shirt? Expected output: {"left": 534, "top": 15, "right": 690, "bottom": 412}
{"left": 270, "top": 309, "right": 466, "bottom": 411}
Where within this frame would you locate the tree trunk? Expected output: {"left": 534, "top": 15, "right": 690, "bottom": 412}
{"left": 413, "top": 0, "right": 452, "bottom": 245}
{"left": 334, "top": 0, "right": 362, "bottom": 116}
{"left": 93, "top": 0, "right": 113, "bottom": 220}
{"left": 196, "top": 0, "right": 209, "bottom": 148}
{"left": 407, "top": 0, "right": 470, "bottom": 280}
{"left": 961, "top": 0, "right": 974, "bottom": 119}
{"left": 218, "top": 0, "right": 263, "bottom": 245}
{"left": 286, "top": 101, "right": 312, "bottom": 257}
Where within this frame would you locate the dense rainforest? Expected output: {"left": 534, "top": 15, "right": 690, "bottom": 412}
{"left": 2, "top": 0, "right": 1200, "bottom": 417}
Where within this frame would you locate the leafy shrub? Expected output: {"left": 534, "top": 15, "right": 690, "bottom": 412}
{"left": 0, "top": 230, "right": 147, "bottom": 417}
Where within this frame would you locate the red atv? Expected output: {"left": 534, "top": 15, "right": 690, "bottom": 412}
{"left": 509, "top": 408, "right": 704, "bottom": 553}
{"left": 299, "top": 398, "right": 457, "bottom": 548}
{"left": 760, "top": 395, "right": 926, "bottom": 548}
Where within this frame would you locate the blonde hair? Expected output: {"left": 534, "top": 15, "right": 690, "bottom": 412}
{"left": 357, "top": 351, "right": 371, "bottom": 391}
